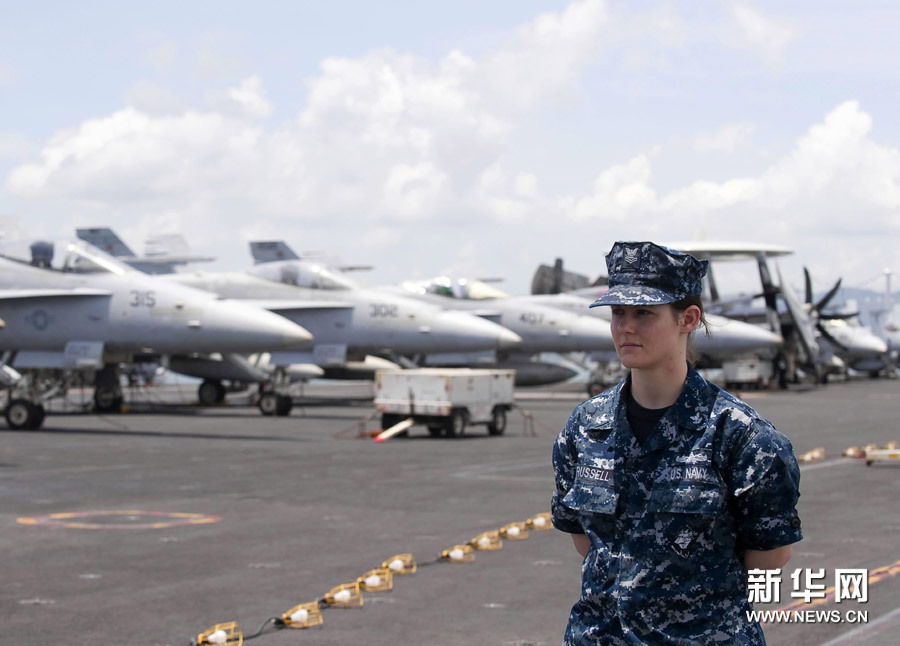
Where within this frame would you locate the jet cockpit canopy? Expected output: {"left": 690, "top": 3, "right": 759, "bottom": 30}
{"left": 401, "top": 277, "right": 510, "bottom": 300}
{"left": 247, "top": 260, "right": 357, "bottom": 291}
{"left": 0, "top": 238, "right": 132, "bottom": 275}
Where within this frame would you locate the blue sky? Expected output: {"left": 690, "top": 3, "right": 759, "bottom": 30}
{"left": 2, "top": 0, "right": 899, "bottom": 302}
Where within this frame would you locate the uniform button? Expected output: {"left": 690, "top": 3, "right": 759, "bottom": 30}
{"left": 790, "top": 518, "right": 801, "bottom": 528}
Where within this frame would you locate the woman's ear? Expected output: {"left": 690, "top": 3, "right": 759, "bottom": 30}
{"left": 679, "top": 305, "right": 701, "bottom": 334}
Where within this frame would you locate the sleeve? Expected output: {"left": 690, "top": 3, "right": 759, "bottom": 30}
{"left": 551, "top": 407, "right": 585, "bottom": 534}
{"left": 726, "top": 418, "right": 803, "bottom": 551}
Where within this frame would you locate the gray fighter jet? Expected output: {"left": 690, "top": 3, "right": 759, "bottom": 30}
{"left": 160, "top": 248, "right": 522, "bottom": 408}
{"left": 0, "top": 238, "right": 313, "bottom": 428}
{"left": 386, "top": 277, "right": 617, "bottom": 385}
{"left": 247, "top": 242, "right": 616, "bottom": 386}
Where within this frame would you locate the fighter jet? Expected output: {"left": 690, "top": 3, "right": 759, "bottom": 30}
{"left": 76, "top": 227, "right": 214, "bottom": 274}
{"left": 161, "top": 247, "right": 523, "bottom": 403}
{"left": 384, "top": 276, "right": 618, "bottom": 385}
{"left": 0, "top": 238, "right": 313, "bottom": 429}
{"left": 71, "top": 232, "right": 521, "bottom": 412}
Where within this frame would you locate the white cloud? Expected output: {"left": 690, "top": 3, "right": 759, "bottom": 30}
{"left": 693, "top": 122, "right": 756, "bottom": 153}
{"left": 383, "top": 162, "right": 447, "bottom": 219}
{"left": 565, "top": 101, "right": 900, "bottom": 243}
{"left": 226, "top": 76, "right": 272, "bottom": 118}
{"left": 732, "top": 3, "right": 795, "bottom": 67}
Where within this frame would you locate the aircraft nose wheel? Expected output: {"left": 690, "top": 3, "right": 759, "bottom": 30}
{"left": 5, "top": 399, "right": 45, "bottom": 430}
{"left": 258, "top": 393, "right": 293, "bottom": 416}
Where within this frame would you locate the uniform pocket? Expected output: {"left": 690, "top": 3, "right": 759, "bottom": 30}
{"left": 562, "top": 478, "right": 619, "bottom": 515}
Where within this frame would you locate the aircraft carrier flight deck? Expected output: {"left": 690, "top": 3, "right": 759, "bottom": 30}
{"left": 2, "top": 377, "right": 899, "bottom": 646}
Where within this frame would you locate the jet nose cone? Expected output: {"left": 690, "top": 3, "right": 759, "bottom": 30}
{"left": 498, "top": 327, "right": 524, "bottom": 350}
{"left": 700, "top": 316, "right": 783, "bottom": 356}
{"left": 279, "top": 321, "right": 314, "bottom": 348}
{"left": 433, "top": 310, "right": 522, "bottom": 352}
{"left": 210, "top": 300, "right": 313, "bottom": 352}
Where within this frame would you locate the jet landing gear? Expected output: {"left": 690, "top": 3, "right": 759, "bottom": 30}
{"left": 5, "top": 399, "right": 45, "bottom": 430}
{"left": 255, "top": 369, "right": 294, "bottom": 417}
{"left": 257, "top": 392, "right": 293, "bottom": 416}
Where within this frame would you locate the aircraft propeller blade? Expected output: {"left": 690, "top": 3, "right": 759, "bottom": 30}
{"left": 814, "top": 277, "right": 843, "bottom": 313}
{"left": 804, "top": 267, "right": 814, "bottom": 305}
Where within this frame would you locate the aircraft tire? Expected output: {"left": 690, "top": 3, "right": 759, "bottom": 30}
{"left": 487, "top": 407, "right": 507, "bottom": 436}
{"left": 94, "top": 388, "right": 123, "bottom": 414}
{"left": 258, "top": 393, "right": 278, "bottom": 416}
{"left": 275, "top": 395, "right": 293, "bottom": 416}
{"left": 5, "top": 399, "right": 38, "bottom": 430}
{"left": 198, "top": 380, "right": 225, "bottom": 405}
{"left": 31, "top": 405, "right": 46, "bottom": 430}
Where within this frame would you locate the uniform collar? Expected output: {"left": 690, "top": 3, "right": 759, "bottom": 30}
{"left": 619, "top": 365, "right": 712, "bottom": 456}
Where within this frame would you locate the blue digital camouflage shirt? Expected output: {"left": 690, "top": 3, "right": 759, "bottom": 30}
{"left": 552, "top": 366, "right": 802, "bottom": 645}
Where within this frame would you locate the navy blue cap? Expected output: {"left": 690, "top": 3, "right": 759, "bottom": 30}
{"left": 590, "top": 241, "right": 708, "bottom": 307}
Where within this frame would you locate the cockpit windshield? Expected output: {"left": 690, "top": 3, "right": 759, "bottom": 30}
{"left": 247, "top": 260, "right": 356, "bottom": 290}
{"left": 401, "top": 277, "right": 510, "bottom": 300}
{"left": 0, "top": 238, "right": 131, "bottom": 275}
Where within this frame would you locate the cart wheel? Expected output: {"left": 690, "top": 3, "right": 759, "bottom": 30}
{"left": 487, "top": 407, "right": 507, "bottom": 436}
{"left": 445, "top": 410, "right": 467, "bottom": 438}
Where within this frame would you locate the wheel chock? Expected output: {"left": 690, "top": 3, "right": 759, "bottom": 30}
{"left": 373, "top": 418, "right": 414, "bottom": 442}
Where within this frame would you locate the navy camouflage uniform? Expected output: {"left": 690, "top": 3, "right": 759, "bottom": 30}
{"left": 551, "top": 242, "right": 802, "bottom": 645}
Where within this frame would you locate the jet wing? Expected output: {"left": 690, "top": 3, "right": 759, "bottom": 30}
{"left": 664, "top": 241, "right": 794, "bottom": 262}
{"left": 0, "top": 288, "right": 112, "bottom": 300}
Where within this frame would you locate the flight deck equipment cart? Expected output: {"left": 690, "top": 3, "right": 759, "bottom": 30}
{"left": 374, "top": 368, "right": 515, "bottom": 438}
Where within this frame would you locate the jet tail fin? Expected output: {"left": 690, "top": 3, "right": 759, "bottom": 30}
{"left": 249, "top": 241, "right": 300, "bottom": 264}
{"left": 531, "top": 258, "right": 594, "bottom": 294}
{"left": 145, "top": 233, "right": 190, "bottom": 257}
{"left": 76, "top": 227, "right": 136, "bottom": 257}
